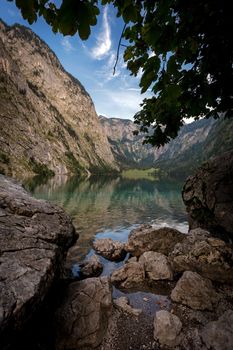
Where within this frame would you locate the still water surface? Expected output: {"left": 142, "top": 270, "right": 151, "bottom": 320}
{"left": 26, "top": 175, "right": 188, "bottom": 264}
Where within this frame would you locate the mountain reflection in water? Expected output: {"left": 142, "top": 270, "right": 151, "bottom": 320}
{"left": 26, "top": 175, "right": 188, "bottom": 261}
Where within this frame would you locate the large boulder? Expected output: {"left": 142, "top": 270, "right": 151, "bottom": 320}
{"left": 169, "top": 228, "right": 233, "bottom": 283}
{"left": 110, "top": 260, "right": 145, "bottom": 288}
{"left": 0, "top": 175, "right": 76, "bottom": 345}
{"left": 171, "top": 271, "right": 219, "bottom": 311}
{"left": 126, "top": 224, "right": 185, "bottom": 257}
{"left": 182, "top": 151, "right": 233, "bottom": 239}
{"left": 200, "top": 310, "right": 233, "bottom": 350}
{"left": 93, "top": 238, "right": 126, "bottom": 261}
{"left": 154, "top": 310, "right": 182, "bottom": 347}
{"left": 55, "top": 277, "right": 112, "bottom": 349}
{"left": 139, "top": 251, "right": 173, "bottom": 281}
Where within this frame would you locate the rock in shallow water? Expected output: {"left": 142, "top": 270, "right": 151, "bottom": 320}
{"left": 126, "top": 224, "right": 185, "bottom": 257}
{"left": 110, "top": 261, "right": 145, "bottom": 288}
{"left": 153, "top": 310, "right": 182, "bottom": 347}
{"left": 171, "top": 271, "right": 219, "bottom": 311}
{"left": 93, "top": 238, "right": 127, "bottom": 261}
{"left": 79, "top": 254, "right": 103, "bottom": 278}
{"left": 0, "top": 175, "right": 77, "bottom": 345}
{"left": 55, "top": 277, "right": 112, "bottom": 349}
{"left": 169, "top": 228, "right": 233, "bottom": 283}
{"left": 139, "top": 251, "right": 173, "bottom": 281}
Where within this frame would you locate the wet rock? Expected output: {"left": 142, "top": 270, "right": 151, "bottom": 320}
{"left": 0, "top": 175, "right": 76, "bottom": 344}
{"left": 139, "top": 251, "right": 173, "bottom": 281}
{"left": 93, "top": 238, "right": 127, "bottom": 261}
{"left": 182, "top": 151, "right": 233, "bottom": 239}
{"left": 114, "top": 297, "right": 142, "bottom": 317}
{"left": 171, "top": 271, "right": 219, "bottom": 311}
{"left": 200, "top": 310, "right": 233, "bottom": 350}
{"left": 110, "top": 261, "right": 145, "bottom": 288}
{"left": 79, "top": 254, "right": 103, "bottom": 278}
{"left": 170, "top": 228, "right": 233, "bottom": 283}
{"left": 126, "top": 224, "right": 185, "bottom": 257}
{"left": 55, "top": 277, "right": 112, "bottom": 349}
{"left": 153, "top": 310, "right": 182, "bottom": 347}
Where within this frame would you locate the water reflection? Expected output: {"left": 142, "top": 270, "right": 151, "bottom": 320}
{"left": 26, "top": 175, "right": 188, "bottom": 261}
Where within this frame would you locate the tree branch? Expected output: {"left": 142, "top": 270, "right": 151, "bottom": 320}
{"left": 113, "top": 24, "right": 127, "bottom": 75}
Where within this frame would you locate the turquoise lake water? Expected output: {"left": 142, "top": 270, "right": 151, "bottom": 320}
{"left": 26, "top": 175, "right": 189, "bottom": 265}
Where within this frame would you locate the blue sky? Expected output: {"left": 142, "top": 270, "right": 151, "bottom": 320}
{"left": 1, "top": 0, "right": 152, "bottom": 119}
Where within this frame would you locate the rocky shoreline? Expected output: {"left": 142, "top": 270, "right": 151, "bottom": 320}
{"left": 1, "top": 152, "right": 233, "bottom": 349}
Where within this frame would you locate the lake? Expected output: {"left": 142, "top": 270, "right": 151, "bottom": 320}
{"left": 26, "top": 175, "right": 189, "bottom": 267}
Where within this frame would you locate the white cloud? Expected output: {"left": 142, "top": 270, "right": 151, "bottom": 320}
{"left": 61, "top": 37, "right": 75, "bottom": 53}
{"left": 94, "top": 88, "right": 152, "bottom": 119}
{"left": 91, "top": 7, "right": 111, "bottom": 59}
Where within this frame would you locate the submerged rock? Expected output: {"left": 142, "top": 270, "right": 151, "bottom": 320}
{"left": 200, "top": 310, "right": 233, "bottom": 350}
{"left": 126, "top": 224, "right": 185, "bottom": 257}
{"left": 153, "top": 310, "right": 182, "bottom": 347}
{"left": 0, "top": 175, "right": 76, "bottom": 345}
{"left": 139, "top": 251, "right": 173, "bottom": 281}
{"left": 55, "top": 277, "right": 112, "bottom": 349}
{"left": 182, "top": 151, "right": 233, "bottom": 239}
{"left": 93, "top": 238, "right": 127, "bottom": 261}
{"left": 110, "top": 261, "right": 145, "bottom": 288}
{"left": 114, "top": 296, "right": 142, "bottom": 317}
{"left": 171, "top": 271, "right": 219, "bottom": 311}
{"left": 170, "top": 228, "right": 233, "bottom": 283}
{"left": 79, "top": 254, "right": 103, "bottom": 278}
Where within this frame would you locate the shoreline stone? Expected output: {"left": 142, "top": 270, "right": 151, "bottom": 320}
{"left": 0, "top": 175, "right": 77, "bottom": 347}
{"left": 154, "top": 310, "right": 182, "bottom": 347}
{"left": 93, "top": 238, "right": 127, "bottom": 261}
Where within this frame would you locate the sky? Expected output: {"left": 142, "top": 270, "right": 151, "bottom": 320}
{"left": 1, "top": 0, "right": 152, "bottom": 120}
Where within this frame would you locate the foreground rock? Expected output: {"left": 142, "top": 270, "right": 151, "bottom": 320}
{"left": 79, "top": 254, "right": 103, "bottom": 278}
{"left": 93, "top": 238, "right": 126, "bottom": 261}
{"left": 139, "top": 251, "right": 173, "bottom": 281}
{"left": 126, "top": 224, "right": 185, "bottom": 257}
{"left": 183, "top": 151, "right": 233, "bottom": 239}
{"left": 0, "top": 175, "right": 76, "bottom": 344}
{"left": 171, "top": 271, "right": 219, "bottom": 311}
{"left": 154, "top": 310, "right": 182, "bottom": 347}
{"left": 170, "top": 228, "right": 233, "bottom": 283}
{"left": 200, "top": 310, "right": 233, "bottom": 350}
{"left": 110, "top": 261, "right": 145, "bottom": 288}
{"left": 55, "top": 277, "right": 112, "bottom": 349}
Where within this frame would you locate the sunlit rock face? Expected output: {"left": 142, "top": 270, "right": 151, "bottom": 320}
{"left": 0, "top": 20, "right": 118, "bottom": 178}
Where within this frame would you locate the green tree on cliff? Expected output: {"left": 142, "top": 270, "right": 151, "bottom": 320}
{"left": 9, "top": 0, "right": 233, "bottom": 146}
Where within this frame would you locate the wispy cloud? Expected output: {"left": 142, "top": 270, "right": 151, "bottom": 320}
{"left": 61, "top": 37, "right": 75, "bottom": 53}
{"left": 94, "top": 88, "right": 152, "bottom": 119}
{"left": 91, "top": 7, "right": 111, "bottom": 59}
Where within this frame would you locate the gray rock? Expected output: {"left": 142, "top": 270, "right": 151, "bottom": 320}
{"left": 153, "top": 310, "right": 182, "bottom": 347}
{"left": 93, "top": 238, "right": 126, "bottom": 261}
{"left": 110, "top": 261, "right": 145, "bottom": 288}
{"left": 114, "top": 297, "right": 142, "bottom": 317}
{"left": 170, "top": 228, "right": 233, "bottom": 283}
{"left": 200, "top": 310, "right": 233, "bottom": 350}
{"left": 0, "top": 176, "right": 76, "bottom": 342}
{"left": 126, "top": 224, "right": 185, "bottom": 257}
{"left": 55, "top": 277, "right": 112, "bottom": 350}
{"left": 171, "top": 271, "right": 219, "bottom": 311}
{"left": 182, "top": 151, "right": 233, "bottom": 239}
{"left": 79, "top": 254, "right": 103, "bottom": 278}
{"left": 139, "top": 251, "right": 173, "bottom": 281}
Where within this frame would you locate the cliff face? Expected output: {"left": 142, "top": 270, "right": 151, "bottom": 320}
{"left": 0, "top": 21, "right": 118, "bottom": 178}
{"left": 100, "top": 115, "right": 233, "bottom": 177}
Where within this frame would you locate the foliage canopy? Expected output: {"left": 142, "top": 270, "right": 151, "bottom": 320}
{"left": 8, "top": 0, "right": 233, "bottom": 146}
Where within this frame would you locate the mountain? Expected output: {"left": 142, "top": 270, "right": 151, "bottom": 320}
{"left": 0, "top": 20, "right": 118, "bottom": 178}
{"left": 100, "top": 115, "right": 233, "bottom": 177}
